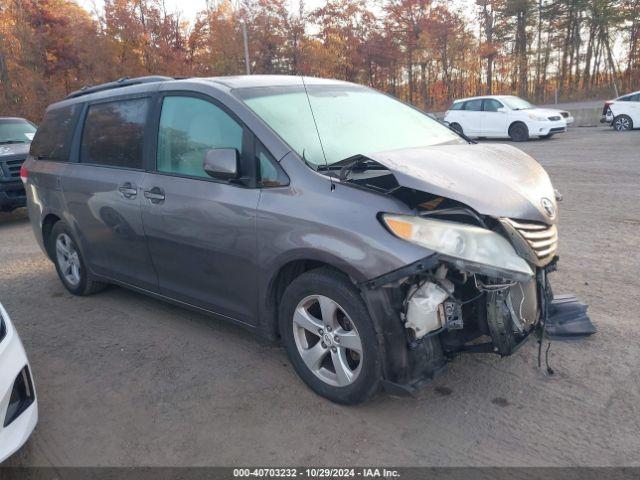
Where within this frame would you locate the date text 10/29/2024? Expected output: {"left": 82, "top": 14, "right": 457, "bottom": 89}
{"left": 233, "top": 468, "right": 401, "bottom": 478}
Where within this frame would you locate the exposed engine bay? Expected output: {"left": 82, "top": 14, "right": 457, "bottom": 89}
{"left": 321, "top": 146, "right": 595, "bottom": 392}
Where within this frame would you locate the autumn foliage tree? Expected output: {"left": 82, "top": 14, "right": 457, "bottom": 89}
{"left": 0, "top": 0, "right": 637, "bottom": 122}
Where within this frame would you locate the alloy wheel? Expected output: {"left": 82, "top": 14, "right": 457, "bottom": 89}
{"left": 292, "top": 295, "right": 363, "bottom": 387}
{"left": 614, "top": 116, "right": 631, "bottom": 131}
{"left": 55, "top": 233, "right": 81, "bottom": 287}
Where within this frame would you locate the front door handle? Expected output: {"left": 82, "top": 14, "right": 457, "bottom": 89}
{"left": 144, "top": 187, "right": 165, "bottom": 204}
{"left": 118, "top": 182, "right": 138, "bottom": 199}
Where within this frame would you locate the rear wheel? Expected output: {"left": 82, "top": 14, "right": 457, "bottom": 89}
{"left": 48, "top": 221, "right": 106, "bottom": 296}
{"left": 279, "top": 268, "right": 381, "bottom": 404}
{"left": 613, "top": 115, "right": 633, "bottom": 131}
{"left": 509, "top": 122, "right": 529, "bottom": 142}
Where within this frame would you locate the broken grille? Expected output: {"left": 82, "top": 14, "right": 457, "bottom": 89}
{"left": 506, "top": 218, "right": 558, "bottom": 261}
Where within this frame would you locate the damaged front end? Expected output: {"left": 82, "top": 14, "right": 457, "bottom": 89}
{"left": 346, "top": 145, "right": 594, "bottom": 395}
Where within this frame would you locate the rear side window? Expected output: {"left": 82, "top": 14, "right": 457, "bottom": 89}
{"left": 80, "top": 98, "right": 149, "bottom": 169}
{"left": 157, "top": 96, "right": 243, "bottom": 179}
{"left": 463, "top": 99, "right": 483, "bottom": 111}
{"left": 30, "top": 105, "right": 79, "bottom": 162}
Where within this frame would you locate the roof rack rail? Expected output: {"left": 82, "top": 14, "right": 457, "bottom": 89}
{"left": 66, "top": 76, "right": 173, "bottom": 99}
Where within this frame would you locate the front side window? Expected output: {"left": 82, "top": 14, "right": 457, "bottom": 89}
{"left": 30, "top": 105, "right": 78, "bottom": 162}
{"left": 449, "top": 102, "right": 463, "bottom": 111}
{"left": 157, "top": 96, "right": 243, "bottom": 178}
{"left": 235, "top": 84, "right": 462, "bottom": 167}
{"left": 0, "top": 119, "right": 36, "bottom": 145}
{"left": 80, "top": 98, "right": 149, "bottom": 169}
{"left": 483, "top": 99, "right": 503, "bottom": 112}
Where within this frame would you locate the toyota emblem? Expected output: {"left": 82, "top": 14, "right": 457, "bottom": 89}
{"left": 541, "top": 198, "right": 556, "bottom": 219}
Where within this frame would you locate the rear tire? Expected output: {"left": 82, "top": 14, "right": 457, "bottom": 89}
{"left": 48, "top": 221, "right": 106, "bottom": 296}
{"left": 279, "top": 268, "right": 381, "bottom": 405}
{"left": 509, "top": 122, "right": 529, "bottom": 142}
{"left": 613, "top": 115, "right": 633, "bottom": 131}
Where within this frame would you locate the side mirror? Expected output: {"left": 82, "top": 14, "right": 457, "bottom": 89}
{"left": 497, "top": 107, "right": 507, "bottom": 113}
{"left": 203, "top": 148, "right": 239, "bottom": 181}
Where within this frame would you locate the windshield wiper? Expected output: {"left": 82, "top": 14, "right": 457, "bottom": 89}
{"left": 0, "top": 140, "right": 27, "bottom": 144}
{"left": 315, "top": 154, "right": 387, "bottom": 180}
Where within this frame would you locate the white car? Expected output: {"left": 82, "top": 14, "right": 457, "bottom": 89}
{"left": 0, "top": 302, "right": 37, "bottom": 463}
{"left": 444, "top": 95, "right": 572, "bottom": 141}
{"left": 602, "top": 91, "right": 640, "bottom": 131}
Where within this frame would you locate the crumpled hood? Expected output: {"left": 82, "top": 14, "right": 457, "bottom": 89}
{"left": 0, "top": 143, "right": 30, "bottom": 157}
{"left": 367, "top": 143, "right": 557, "bottom": 224}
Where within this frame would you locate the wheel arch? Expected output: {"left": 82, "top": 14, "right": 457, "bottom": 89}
{"left": 42, "top": 213, "right": 62, "bottom": 260}
{"left": 259, "top": 253, "right": 366, "bottom": 340}
{"left": 508, "top": 120, "right": 528, "bottom": 132}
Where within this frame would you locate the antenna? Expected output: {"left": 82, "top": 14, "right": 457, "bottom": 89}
{"left": 301, "top": 76, "right": 335, "bottom": 191}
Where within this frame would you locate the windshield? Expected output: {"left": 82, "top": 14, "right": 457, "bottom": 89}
{"left": 502, "top": 96, "right": 534, "bottom": 111}
{"left": 0, "top": 119, "right": 36, "bottom": 144}
{"left": 235, "top": 83, "right": 463, "bottom": 166}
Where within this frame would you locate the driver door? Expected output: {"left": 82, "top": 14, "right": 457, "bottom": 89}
{"left": 140, "top": 94, "right": 260, "bottom": 325}
{"left": 480, "top": 98, "right": 508, "bottom": 136}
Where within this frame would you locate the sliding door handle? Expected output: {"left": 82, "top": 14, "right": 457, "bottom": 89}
{"left": 144, "top": 187, "right": 165, "bottom": 204}
{"left": 118, "top": 182, "right": 138, "bottom": 199}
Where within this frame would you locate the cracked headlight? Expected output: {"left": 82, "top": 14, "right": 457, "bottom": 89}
{"left": 382, "top": 214, "right": 534, "bottom": 281}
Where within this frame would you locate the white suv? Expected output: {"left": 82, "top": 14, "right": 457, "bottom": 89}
{"left": 602, "top": 91, "right": 640, "bottom": 131}
{"left": 444, "top": 95, "right": 572, "bottom": 141}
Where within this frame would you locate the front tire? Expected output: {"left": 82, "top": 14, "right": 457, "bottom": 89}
{"left": 48, "top": 221, "right": 106, "bottom": 296}
{"left": 279, "top": 268, "right": 381, "bottom": 404}
{"left": 613, "top": 115, "right": 633, "bottom": 131}
{"left": 509, "top": 122, "right": 529, "bottom": 142}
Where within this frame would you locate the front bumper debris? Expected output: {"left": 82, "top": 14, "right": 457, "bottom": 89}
{"left": 545, "top": 294, "right": 596, "bottom": 338}
{"left": 361, "top": 249, "right": 595, "bottom": 396}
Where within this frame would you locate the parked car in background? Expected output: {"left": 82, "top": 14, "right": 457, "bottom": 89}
{"left": 602, "top": 91, "right": 640, "bottom": 131}
{"left": 0, "top": 301, "right": 37, "bottom": 463}
{"left": 23, "top": 75, "right": 582, "bottom": 404}
{"left": 444, "top": 95, "right": 572, "bottom": 141}
{"left": 0, "top": 117, "right": 37, "bottom": 212}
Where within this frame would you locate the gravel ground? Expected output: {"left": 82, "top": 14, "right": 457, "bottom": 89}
{"left": 1, "top": 126, "right": 639, "bottom": 467}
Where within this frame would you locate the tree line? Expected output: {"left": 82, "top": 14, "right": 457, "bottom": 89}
{"left": 0, "top": 0, "right": 637, "bottom": 122}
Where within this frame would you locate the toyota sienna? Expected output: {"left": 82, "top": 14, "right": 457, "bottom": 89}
{"left": 23, "top": 75, "right": 592, "bottom": 404}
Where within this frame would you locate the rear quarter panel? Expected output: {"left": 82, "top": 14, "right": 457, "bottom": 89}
{"left": 24, "top": 157, "right": 70, "bottom": 256}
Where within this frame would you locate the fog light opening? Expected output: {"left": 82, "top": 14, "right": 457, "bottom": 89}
{"left": 4, "top": 366, "right": 35, "bottom": 427}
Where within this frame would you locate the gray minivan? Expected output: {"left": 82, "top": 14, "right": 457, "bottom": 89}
{"left": 23, "top": 75, "right": 587, "bottom": 404}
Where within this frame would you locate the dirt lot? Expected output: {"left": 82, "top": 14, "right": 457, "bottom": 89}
{"left": 2, "top": 127, "right": 639, "bottom": 467}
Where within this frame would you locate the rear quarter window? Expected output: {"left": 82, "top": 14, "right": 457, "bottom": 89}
{"left": 30, "top": 104, "right": 79, "bottom": 162}
{"left": 80, "top": 98, "right": 149, "bottom": 169}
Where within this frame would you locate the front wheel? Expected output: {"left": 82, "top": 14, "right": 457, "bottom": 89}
{"left": 279, "top": 268, "right": 381, "bottom": 404}
{"left": 613, "top": 115, "right": 633, "bottom": 131}
{"left": 509, "top": 122, "right": 530, "bottom": 142}
{"left": 48, "top": 221, "right": 106, "bottom": 296}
